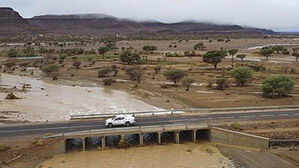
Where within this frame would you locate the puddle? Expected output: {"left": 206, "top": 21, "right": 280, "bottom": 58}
{"left": 0, "top": 73, "right": 160, "bottom": 122}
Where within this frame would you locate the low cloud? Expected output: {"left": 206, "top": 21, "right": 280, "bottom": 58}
{"left": 2, "top": 0, "right": 299, "bottom": 31}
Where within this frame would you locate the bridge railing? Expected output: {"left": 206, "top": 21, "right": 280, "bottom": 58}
{"left": 69, "top": 105, "right": 299, "bottom": 120}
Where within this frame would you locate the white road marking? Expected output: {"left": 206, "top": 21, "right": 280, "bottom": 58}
{"left": 259, "top": 114, "right": 274, "bottom": 117}
{"left": 240, "top": 115, "right": 255, "bottom": 118}
{"left": 218, "top": 117, "right": 234, "bottom": 119}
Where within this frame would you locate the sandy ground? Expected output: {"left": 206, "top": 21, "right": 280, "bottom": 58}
{"left": 219, "top": 146, "right": 299, "bottom": 168}
{"left": 35, "top": 143, "right": 233, "bottom": 168}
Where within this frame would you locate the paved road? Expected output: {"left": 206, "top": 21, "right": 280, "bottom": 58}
{"left": 1, "top": 110, "right": 299, "bottom": 138}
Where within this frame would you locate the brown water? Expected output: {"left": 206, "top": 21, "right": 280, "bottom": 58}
{"left": 36, "top": 143, "right": 233, "bottom": 168}
{"left": 0, "top": 73, "right": 160, "bottom": 122}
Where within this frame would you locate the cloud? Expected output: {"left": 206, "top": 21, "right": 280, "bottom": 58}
{"left": 1, "top": 0, "right": 299, "bottom": 31}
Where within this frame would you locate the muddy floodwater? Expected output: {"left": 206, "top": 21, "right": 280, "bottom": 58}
{"left": 36, "top": 143, "right": 233, "bottom": 168}
{"left": 0, "top": 73, "right": 160, "bottom": 122}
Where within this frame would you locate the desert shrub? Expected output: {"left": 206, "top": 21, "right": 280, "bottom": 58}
{"left": 181, "top": 77, "right": 195, "bottom": 91}
{"left": 290, "top": 67, "right": 296, "bottom": 74}
{"left": 98, "top": 66, "right": 112, "bottom": 77}
{"left": 262, "top": 75, "right": 295, "bottom": 97}
{"left": 7, "top": 48, "right": 18, "bottom": 57}
{"left": 164, "top": 69, "right": 186, "bottom": 86}
{"left": 194, "top": 42, "right": 206, "bottom": 51}
{"left": 98, "top": 47, "right": 109, "bottom": 56}
{"left": 125, "top": 66, "right": 143, "bottom": 83}
{"left": 231, "top": 122, "right": 242, "bottom": 130}
{"left": 231, "top": 67, "right": 253, "bottom": 86}
{"left": 0, "top": 143, "right": 10, "bottom": 152}
{"left": 153, "top": 65, "right": 162, "bottom": 74}
{"left": 22, "top": 46, "right": 36, "bottom": 57}
{"left": 120, "top": 50, "right": 140, "bottom": 64}
{"left": 72, "top": 61, "right": 81, "bottom": 69}
{"left": 42, "top": 64, "right": 59, "bottom": 76}
{"left": 103, "top": 78, "right": 115, "bottom": 86}
{"left": 215, "top": 78, "right": 227, "bottom": 90}
{"left": 260, "top": 47, "right": 273, "bottom": 61}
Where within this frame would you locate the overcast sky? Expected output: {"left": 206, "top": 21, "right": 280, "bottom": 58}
{"left": 1, "top": 0, "right": 299, "bottom": 31}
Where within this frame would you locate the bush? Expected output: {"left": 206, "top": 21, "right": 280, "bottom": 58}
{"left": 120, "top": 50, "right": 140, "bottom": 64}
{"left": 125, "top": 66, "right": 143, "bottom": 83}
{"left": 72, "top": 61, "right": 81, "bottom": 69}
{"left": 181, "top": 77, "right": 195, "bottom": 91}
{"left": 42, "top": 64, "right": 59, "bottom": 76}
{"left": 98, "top": 66, "right": 112, "bottom": 77}
{"left": 164, "top": 69, "right": 186, "bottom": 86}
{"left": 203, "top": 50, "right": 227, "bottom": 69}
{"left": 103, "top": 78, "right": 115, "bottom": 86}
{"left": 231, "top": 122, "right": 242, "bottom": 130}
{"left": 231, "top": 67, "right": 253, "bottom": 86}
{"left": 7, "top": 48, "right": 18, "bottom": 57}
{"left": 0, "top": 143, "right": 10, "bottom": 152}
{"left": 153, "top": 65, "right": 162, "bottom": 74}
{"left": 262, "top": 75, "right": 295, "bottom": 97}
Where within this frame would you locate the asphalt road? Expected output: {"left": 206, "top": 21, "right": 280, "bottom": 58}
{"left": 1, "top": 110, "right": 299, "bottom": 138}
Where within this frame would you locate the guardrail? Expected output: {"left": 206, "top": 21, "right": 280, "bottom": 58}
{"left": 69, "top": 105, "right": 299, "bottom": 120}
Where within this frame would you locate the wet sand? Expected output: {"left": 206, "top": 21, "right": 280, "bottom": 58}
{"left": 36, "top": 143, "right": 233, "bottom": 168}
{"left": 0, "top": 73, "right": 161, "bottom": 122}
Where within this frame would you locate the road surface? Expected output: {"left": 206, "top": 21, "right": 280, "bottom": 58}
{"left": 0, "top": 110, "right": 299, "bottom": 138}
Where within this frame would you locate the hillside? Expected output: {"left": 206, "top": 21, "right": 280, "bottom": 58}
{"left": 0, "top": 7, "right": 275, "bottom": 38}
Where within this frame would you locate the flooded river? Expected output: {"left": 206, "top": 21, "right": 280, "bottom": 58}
{"left": 35, "top": 143, "right": 233, "bottom": 168}
{"left": 0, "top": 73, "right": 160, "bottom": 122}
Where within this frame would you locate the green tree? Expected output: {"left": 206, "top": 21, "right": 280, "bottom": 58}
{"left": 98, "top": 66, "right": 112, "bottom": 77}
{"left": 125, "top": 66, "right": 143, "bottom": 83}
{"left": 7, "top": 49, "right": 18, "bottom": 57}
{"left": 22, "top": 46, "right": 36, "bottom": 57}
{"left": 237, "top": 54, "right": 247, "bottom": 62}
{"left": 262, "top": 75, "right": 295, "bottom": 97}
{"left": 120, "top": 50, "right": 140, "bottom": 64}
{"left": 194, "top": 43, "right": 206, "bottom": 51}
{"left": 272, "top": 45, "right": 284, "bottom": 54}
{"left": 42, "top": 64, "right": 59, "bottom": 76}
{"left": 164, "top": 69, "right": 186, "bottom": 86}
{"left": 231, "top": 67, "right": 253, "bottom": 86}
{"left": 203, "top": 50, "right": 227, "bottom": 69}
{"left": 98, "top": 47, "right": 109, "bottom": 56}
{"left": 228, "top": 49, "right": 238, "bottom": 64}
{"left": 181, "top": 77, "right": 195, "bottom": 91}
{"left": 260, "top": 47, "right": 273, "bottom": 61}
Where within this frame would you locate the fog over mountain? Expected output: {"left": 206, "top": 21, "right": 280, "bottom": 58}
{"left": 1, "top": 0, "right": 299, "bottom": 32}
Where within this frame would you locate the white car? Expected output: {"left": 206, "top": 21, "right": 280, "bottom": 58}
{"left": 105, "top": 115, "right": 136, "bottom": 128}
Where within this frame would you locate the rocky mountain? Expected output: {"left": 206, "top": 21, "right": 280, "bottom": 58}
{"left": 0, "top": 7, "right": 40, "bottom": 37}
{"left": 0, "top": 7, "right": 275, "bottom": 38}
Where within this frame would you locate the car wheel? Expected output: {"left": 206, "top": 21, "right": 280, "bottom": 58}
{"left": 125, "top": 122, "right": 130, "bottom": 127}
{"left": 108, "top": 123, "right": 113, "bottom": 128}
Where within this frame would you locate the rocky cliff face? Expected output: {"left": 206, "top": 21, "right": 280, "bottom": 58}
{"left": 0, "top": 7, "right": 39, "bottom": 37}
{"left": 0, "top": 7, "right": 275, "bottom": 38}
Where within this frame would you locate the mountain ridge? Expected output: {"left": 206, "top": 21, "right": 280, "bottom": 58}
{"left": 0, "top": 8, "right": 275, "bottom": 38}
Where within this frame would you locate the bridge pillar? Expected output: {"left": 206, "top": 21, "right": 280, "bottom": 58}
{"left": 139, "top": 134, "right": 144, "bottom": 145}
{"left": 157, "top": 132, "right": 162, "bottom": 145}
{"left": 192, "top": 130, "right": 197, "bottom": 142}
{"left": 82, "top": 138, "right": 86, "bottom": 151}
{"left": 101, "top": 137, "right": 106, "bottom": 149}
{"left": 175, "top": 131, "right": 180, "bottom": 144}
